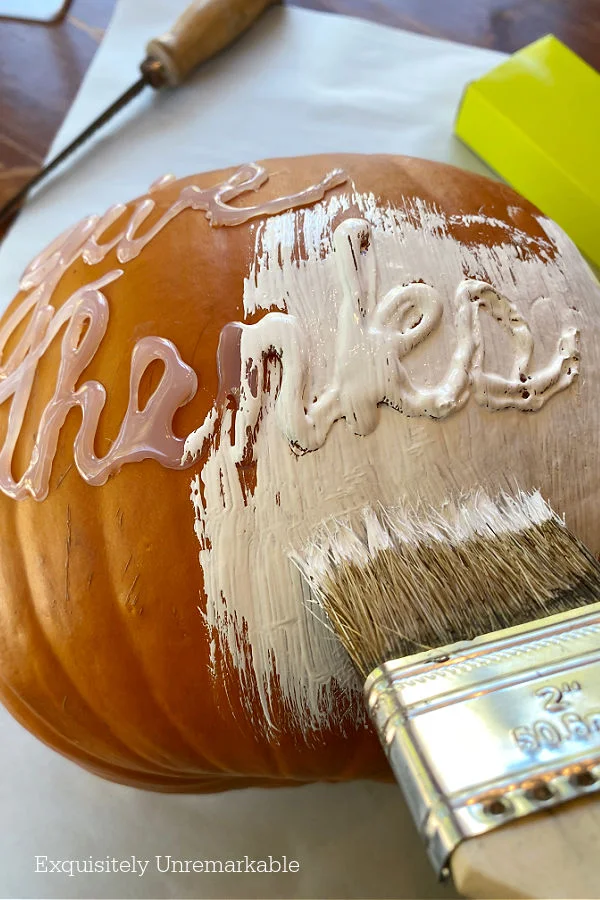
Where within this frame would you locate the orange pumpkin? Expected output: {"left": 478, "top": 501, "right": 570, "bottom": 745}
{"left": 0, "top": 154, "right": 598, "bottom": 791}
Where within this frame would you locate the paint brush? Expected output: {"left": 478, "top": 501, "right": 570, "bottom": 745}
{"left": 292, "top": 490, "right": 600, "bottom": 899}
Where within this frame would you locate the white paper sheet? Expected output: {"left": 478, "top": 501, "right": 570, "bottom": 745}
{"left": 0, "top": 3, "right": 507, "bottom": 897}
{"left": 0, "top": 0, "right": 67, "bottom": 20}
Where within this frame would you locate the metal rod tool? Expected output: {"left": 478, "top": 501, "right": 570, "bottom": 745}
{"left": 0, "top": 0, "right": 277, "bottom": 227}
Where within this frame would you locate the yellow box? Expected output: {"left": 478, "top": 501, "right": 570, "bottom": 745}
{"left": 455, "top": 35, "right": 600, "bottom": 267}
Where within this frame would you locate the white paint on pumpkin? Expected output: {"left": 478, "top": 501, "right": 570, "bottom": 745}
{"left": 185, "top": 192, "right": 600, "bottom": 736}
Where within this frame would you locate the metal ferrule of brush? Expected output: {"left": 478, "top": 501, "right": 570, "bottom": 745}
{"left": 364, "top": 601, "right": 600, "bottom": 879}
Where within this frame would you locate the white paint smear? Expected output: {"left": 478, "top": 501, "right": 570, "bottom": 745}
{"left": 186, "top": 193, "right": 600, "bottom": 737}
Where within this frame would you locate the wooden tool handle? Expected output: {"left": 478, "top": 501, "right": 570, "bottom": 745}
{"left": 146, "top": 0, "right": 278, "bottom": 87}
{"left": 451, "top": 793, "right": 600, "bottom": 898}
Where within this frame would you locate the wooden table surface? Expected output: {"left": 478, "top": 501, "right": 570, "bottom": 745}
{"left": 1, "top": 0, "right": 599, "bottom": 241}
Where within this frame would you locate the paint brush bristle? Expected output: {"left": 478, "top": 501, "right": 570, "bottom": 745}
{"left": 292, "top": 490, "right": 600, "bottom": 678}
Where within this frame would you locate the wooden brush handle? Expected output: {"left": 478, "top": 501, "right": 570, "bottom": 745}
{"left": 146, "top": 0, "right": 278, "bottom": 87}
{"left": 451, "top": 793, "right": 600, "bottom": 898}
